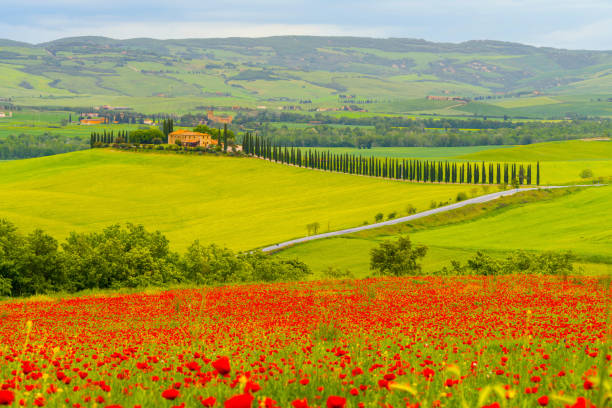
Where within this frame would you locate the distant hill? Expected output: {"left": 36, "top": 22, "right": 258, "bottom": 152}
{"left": 0, "top": 36, "right": 610, "bottom": 116}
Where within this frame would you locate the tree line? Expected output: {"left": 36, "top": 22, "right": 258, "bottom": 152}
{"left": 0, "top": 220, "right": 310, "bottom": 297}
{"left": 238, "top": 116, "right": 611, "bottom": 148}
{"left": 369, "top": 236, "right": 575, "bottom": 277}
{"left": 0, "top": 133, "right": 88, "bottom": 160}
{"left": 242, "top": 133, "right": 540, "bottom": 185}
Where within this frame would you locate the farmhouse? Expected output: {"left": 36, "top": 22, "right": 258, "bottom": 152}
{"left": 207, "top": 110, "right": 233, "bottom": 124}
{"left": 0, "top": 112, "right": 12, "bottom": 118}
{"left": 168, "top": 129, "right": 217, "bottom": 147}
{"left": 80, "top": 117, "right": 107, "bottom": 125}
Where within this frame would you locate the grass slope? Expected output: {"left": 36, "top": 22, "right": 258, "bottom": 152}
{"left": 279, "top": 186, "right": 612, "bottom": 276}
{"left": 0, "top": 149, "right": 469, "bottom": 251}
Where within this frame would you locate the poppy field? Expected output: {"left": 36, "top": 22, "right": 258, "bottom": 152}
{"left": 0, "top": 276, "right": 609, "bottom": 408}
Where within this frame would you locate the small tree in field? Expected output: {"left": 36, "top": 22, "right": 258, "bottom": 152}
{"left": 370, "top": 236, "right": 428, "bottom": 276}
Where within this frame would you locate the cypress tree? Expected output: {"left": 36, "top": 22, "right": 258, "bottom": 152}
{"left": 496, "top": 163, "right": 501, "bottom": 184}
{"left": 519, "top": 165, "right": 525, "bottom": 185}
{"left": 467, "top": 163, "right": 472, "bottom": 184}
{"left": 511, "top": 164, "right": 517, "bottom": 183}
{"left": 481, "top": 162, "right": 486, "bottom": 184}
{"left": 504, "top": 164, "right": 509, "bottom": 184}
{"left": 474, "top": 163, "right": 480, "bottom": 184}
{"left": 526, "top": 164, "right": 532, "bottom": 185}
{"left": 537, "top": 162, "right": 540, "bottom": 185}
{"left": 223, "top": 124, "right": 228, "bottom": 153}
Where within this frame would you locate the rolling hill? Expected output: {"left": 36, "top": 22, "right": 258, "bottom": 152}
{"left": 279, "top": 185, "right": 612, "bottom": 276}
{"left": 0, "top": 149, "right": 469, "bottom": 251}
{"left": 0, "top": 36, "right": 611, "bottom": 117}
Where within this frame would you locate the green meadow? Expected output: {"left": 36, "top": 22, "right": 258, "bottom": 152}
{"left": 0, "top": 110, "right": 142, "bottom": 139}
{"left": 278, "top": 185, "right": 612, "bottom": 276}
{"left": 0, "top": 149, "right": 470, "bottom": 251}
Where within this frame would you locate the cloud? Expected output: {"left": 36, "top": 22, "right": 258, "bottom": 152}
{"left": 0, "top": 21, "right": 389, "bottom": 44}
{"left": 0, "top": 0, "right": 610, "bottom": 49}
{"left": 532, "top": 18, "right": 612, "bottom": 50}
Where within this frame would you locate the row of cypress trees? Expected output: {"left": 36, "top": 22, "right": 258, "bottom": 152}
{"left": 242, "top": 133, "right": 540, "bottom": 185}
{"left": 90, "top": 130, "right": 130, "bottom": 147}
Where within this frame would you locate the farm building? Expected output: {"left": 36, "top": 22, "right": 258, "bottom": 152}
{"left": 80, "top": 117, "right": 107, "bottom": 125}
{"left": 168, "top": 130, "right": 218, "bottom": 147}
{"left": 207, "top": 110, "right": 233, "bottom": 124}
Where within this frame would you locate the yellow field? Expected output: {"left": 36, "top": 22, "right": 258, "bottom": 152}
{"left": 0, "top": 149, "right": 471, "bottom": 251}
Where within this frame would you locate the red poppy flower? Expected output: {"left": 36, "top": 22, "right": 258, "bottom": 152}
{"left": 224, "top": 393, "right": 254, "bottom": 408}
{"left": 200, "top": 396, "right": 216, "bottom": 407}
{"left": 0, "top": 390, "right": 14, "bottom": 406}
{"left": 326, "top": 396, "right": 346, "bottom": 408}
{"left": 537, "top": 396, "right": 549, "bottom": 406}
{"left": 162, "top": 389, "right": 180, "bottom": 400}
{"left": 212, "top": 357, "right": 231, "bottom": 376}
{"left": 291, "top": 398, "right": 308, "bottom": 408}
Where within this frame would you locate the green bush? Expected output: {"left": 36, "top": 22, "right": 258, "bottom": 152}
{"left": 441, "top": 250, "right": 575, "bottom": 276}
{"left": 370, "top": 236, "right": 428, "bottom": 276}
{"left": 0, "top": 219, "right": 311, "bottom": 297}
{"left": 455, "top": 191, "right": 467, "bottom": 202}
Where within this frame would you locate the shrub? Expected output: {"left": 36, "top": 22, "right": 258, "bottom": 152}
{"left": 370, "top": 236, "right": 428, "bottom": 276}
{"left": 374, "top": 213, "right": 384, "bottom": 222}
{"left": 442, "top": 250, "right": 576, "bottom": 276}
{"left": 456, "top": 192, "right": 468, "bottom": 202}
{"left": 406, "top": 204, "right": 417, "bottom": 215}
{"left": 387, "top": 212, "right": 397, "bottom": 220}
{"left": 0, "top": 219, "right": 312, "bottom": 297}
{"left": 580, "top": 169, "right": 593, "bottom": 179}
{"left": 322, "top": 267, "right": 354, "bottom": 280}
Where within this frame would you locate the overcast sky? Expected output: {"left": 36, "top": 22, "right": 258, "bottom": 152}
{"left": 1, "top": 0, "right": 611, "bottom": 50}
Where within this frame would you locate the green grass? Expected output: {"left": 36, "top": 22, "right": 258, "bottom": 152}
{"left": 458, "top": 139, "right": 612, "bottom": 161}
{"left": 0, "top": 149, "right": 471, "bottom": 251}
{"left": 278, "top": 186, "right": 612, "bottom": 276}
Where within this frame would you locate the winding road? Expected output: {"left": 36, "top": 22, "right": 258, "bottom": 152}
{"left": 261, "top": 185, "right": 602, "bottom": 253}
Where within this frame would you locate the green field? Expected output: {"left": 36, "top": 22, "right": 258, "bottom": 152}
{"left": 278, "top": 185, "right": 612, "bottom": 276}
{"left": 0, "top": 149, "right": 471, "bottom": 251}
{"left": 0, "top": 110, "right": 143, "bottom": 139}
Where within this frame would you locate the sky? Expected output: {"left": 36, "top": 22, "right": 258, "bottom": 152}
{"left": 1, "top": 0, "right": 611, "bottom": 50}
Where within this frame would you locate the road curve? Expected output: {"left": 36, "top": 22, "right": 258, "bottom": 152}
{"left": 261, "top": 185, "right": 603, "bottom": 253}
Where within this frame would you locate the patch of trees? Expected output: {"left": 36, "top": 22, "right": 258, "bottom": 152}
{"left": 0, "top": 133, "right": 88, "bottom": 160}
{"left": 90, "top": 129, "right": 165, "bottom": 146}
{"left": 369, "top": 236, "right": 576, "bottom": 277}
{"left": 243, "top": 134, "right": 538, "bottom": 185}
{"left": 0, "top": 220, "right": 310, "bottom": 297}
{"left": 440, "top": 250, "right": 575, "bottom": 276}
{"left": 236, "top": 113, "right": 611, "bottom": 147}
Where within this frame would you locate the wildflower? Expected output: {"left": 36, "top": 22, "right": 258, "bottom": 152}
{"left": 326, "top": 396, "right": 346, "bottom": 408}
{"left": 162, "top": 389, "right": 180, "bottom": 400}
{"left": 212, "top": 357, "right": 231, "bottom": 376}
{"left": 0, "top": 390, "right": 15, "bottom": 406}
{"left": 224, "top": 393, "right": 254, "bottom": 408}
